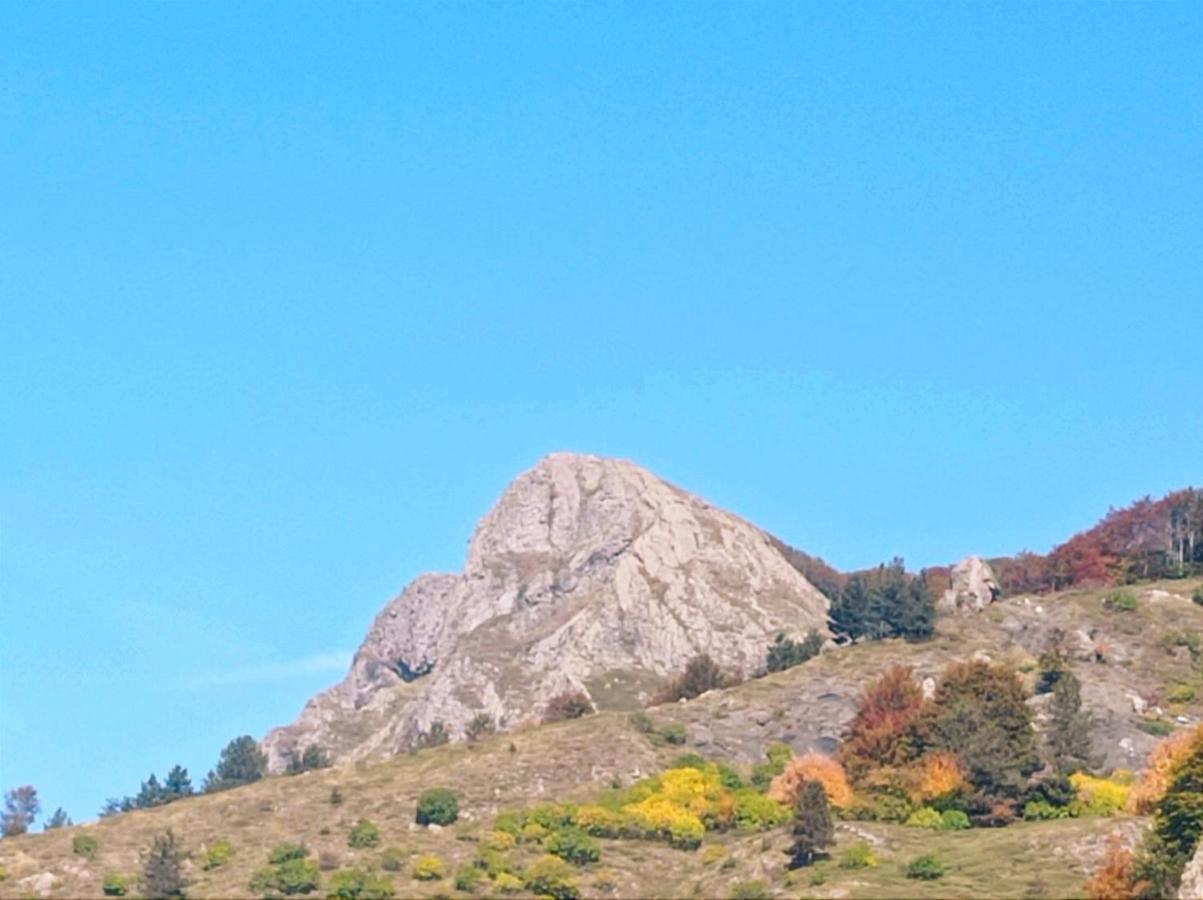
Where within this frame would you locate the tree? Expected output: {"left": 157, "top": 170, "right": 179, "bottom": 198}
{"left": 163, "top": 766, "right": 193, "bottom": 800}
{"left": 136, "top": 774, "right": 167, "bottom": 809}
{"left": 915, "top": 661, "right": 1039, "bottom": 809}
{"left": 840, "top": 665, "right": 926, "bottom": 778}
{"left": 1084, "top": 835, "right": 1144, "bottom": 899}
{"left": 828, "top": 561, "right": 935, "bottom": 643}
{"left": 203, "top": 736, "right": 266, "bottom": 793}
{"left": 285, "top": 745, "right": 330, "bottom": 775}
{"left": 43, "top": 807, "right": 72, "bottom": 830}
{"left": 1, "top": 785, "right": 40, "bottom": 837}
{"left": 140, "top": 829, "right": 187, "bottom": 899}
{"left": 1047, "top": 672, "right": 1100, "bottom": 775}
{"left": 543, "top": 690, "right": 594, "bottom": 723}
{"left": 830, "top": 573, "right": 871, "bottom": 640}
{"left": 100, "top": 797, "right": 134, "bottom": 818}
{"left": 1134, "top": 735, "right": 1203, "bottom": 896}
{"left": 654, "top": 653, "right": 733, "bottom": 704}
{"left": 785, "top": 780, "right": 834, "bottom": 868}
{"left": 766, "top": 630, "right": 823, "bottom": 673}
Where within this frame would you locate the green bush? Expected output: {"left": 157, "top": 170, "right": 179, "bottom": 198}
{"left": 524, "top": 855, "right": 580, "bottom": 900}
{"left": 250, "top": 858, "right": 322, "bottom": 896}
{"left": 1104, "top": 589, "right": 1139, "bottom": 612}
{"left": 628, "top": 711, "right": 656, "bottom": 734}
{"left": 840, "top": 841, "right": 879, "bottom": 869}
{"left": 904, "top": 807, "right": 943, "bottom": 829}
{"left": 102, "top": 873, "right": 131, "bottom": 896}
{"left": 716, "top": 763, "right": 744, "bottom": 790}
{"left": 454, "top": 863, "right": 484, "bottom": 892}
{"left": 730, "top": 880, "right": 771, "bottom": 900}
{"left": 732, "top": 788, "right": 790, "bottom": 831}
{"left": 673, "top": 753, "right": 707, "bottom": 770}
{"left": 546, "top": 828, "right": 600, "bottom": 865}
{"left": 269, "top": 842, "right": 310, "bottom": 864}
{"left": 327, "top": 868, "right": 395, "bottom": 900}
{"left": 379, "top": 847, "right": 406, "bottom": 872}
{"left": 411, "top": 854, "right": 446, "bottom": 881}
{"left": 658, "top": 722, "right": 687, "bottom": 745}
{"left": 73, "top": 833, "right": 98, "bottom": 859}
{"left": 348, "top": 819, "right": 381, "bottom": 849}
{"left": 906, "top": 854, "right": 947, "bottom": 880}
{"left": 416, "top": 788, "right": 459, "bottom": 826}
{"left": 1193, "top": 586, "right": 1203, "bottom": 606}
{"left": 1023, "top": 799, "right": 1074, "bottom": 821}
{"left": 493, "top": 872, "right": 524, "bottom": 893}
{"left": 940, "top": 809, "right": 971, "bottom": 830}
{"left": 203, "top": 838, "right": 234, "bottom": 870}
{"left": 1168, "top": 684, "right": 1197, "bottom": 704}
{"left": 1139, "top": 718, "right": 1176, "bottom": 737}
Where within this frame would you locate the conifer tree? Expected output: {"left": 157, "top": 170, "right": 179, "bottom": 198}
{"left": 785, "top": 780, "right": 834, "bottom": 868}
{"left": 140, "top": 829, "right": 187, "bottom": 899}
{"left": 164, "top": 766, "right": 193, "bottom": 800}
{"left": 43, "top": 807, "right": 72, "bottom": 830}
{"left": 203, "top": 736, "right": 267, "bottom": 793}
{"left": 1047, "top": 672, "right": 1099, "bottom": 774}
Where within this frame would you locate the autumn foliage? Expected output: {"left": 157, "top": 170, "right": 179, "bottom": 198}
{"left": 840, "top": 665, "right": 926, "bottom": 778}
{"left": 1083, "top": 835, "right": 1145, "bottom": 900}
{"left": 916, "top": 752, "right": 967, "bottom": 803}
{"left": 1128, "top": 725, "right": 1203, "bottom": 814}
{"left": 768, "top": 754, "right": 854, "bottom": 809}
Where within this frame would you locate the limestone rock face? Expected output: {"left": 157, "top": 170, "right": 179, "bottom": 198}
{"left": 1182, "top": 841, "right": 1203, "bottom": 899}
{"left": 262, "top": 452, "right": 830, "bottom": 770}
{"left": 939, "top": 555, "right": 1001, "bottom": 613}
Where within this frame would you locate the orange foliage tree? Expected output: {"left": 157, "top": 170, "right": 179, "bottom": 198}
{"left": 840, "top": 665, "right": 926, "bottom": 780}
{"left": 1083, "top": 834, "right": 1145, "bottom": 900}
{"left": 1129, "top": 724, "right": 1203, "bottom": 814}
{"left": 915, "top": 751, "right": 967, "bottom": 803}
{"left": 768, "top": 753, "right": 854, "bottom": 809}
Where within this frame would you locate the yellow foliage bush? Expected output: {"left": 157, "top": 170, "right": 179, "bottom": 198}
{"left": 1069, "top": 772, "right": 1130, "bottom": 817}
{"left": 411, "top": 854, "right": 446, "bottom": 881}
{"left": 493, "top": 872, "right": 524, "bottom": 893}
{"left": 767, "top": 753, "right": 854, "bottom": 809}
{"left": 915, "top": 752, "right": 966, "bottom": 802}
{"left": 701, "top": 844, "right": 728, "bottom": 865}
{"left": 486, "top": 830, "right": 517, "bottom": 852}
{"left": 1129, "top": 725, "right": 1203, "bottom": 814}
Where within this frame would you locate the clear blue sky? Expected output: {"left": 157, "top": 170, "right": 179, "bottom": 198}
{"left": 2, "top": 2, "right": 1200, "bottom": 825}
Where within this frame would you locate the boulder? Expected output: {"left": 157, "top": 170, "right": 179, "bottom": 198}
{"left": 939, "top": 556, "right": 1001, "bottom": 613}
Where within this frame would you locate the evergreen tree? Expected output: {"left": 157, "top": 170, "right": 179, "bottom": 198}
{"left": 140, "top": 829, "right": 187, "bottom": 899}
{"left": 163, "top": 766, "right": 193, "bottom": 800}
{"left": 1, "top": 785, "right": 40, "bottom": 837}
{"left": 203, "top": 736, "right": 267, "bottom": 793}
{"left": 1047, "top": 672, "right": 1099, "bottom": 774}
{"left": 285, "top": 745, "right": 330, "bottom": 775}
{"left": 136, "top": 774, "right": 167, "bottom": 809}
{"left": 830, "top": 574, "right": 870, "bottom": 640}
{"left": 43, "top": 807, "right": 72, "bottom": 830}
{"left": 785, "top": 780, "right": 834, "bottom": 868}
{"left": 766, "top": 630, "right": 824, "bottom": 673}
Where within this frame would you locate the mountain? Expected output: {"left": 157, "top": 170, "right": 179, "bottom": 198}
{"left": 262, "top": 453, "right": 830, "bottom": 770}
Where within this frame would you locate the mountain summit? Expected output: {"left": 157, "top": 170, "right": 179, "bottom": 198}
{"left": 263, "top": 452, "right": 829, "bottom": 769}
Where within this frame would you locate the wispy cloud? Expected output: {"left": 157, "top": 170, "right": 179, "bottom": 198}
{"left": 178, "top": 651, "right": 353, "bottom": 689}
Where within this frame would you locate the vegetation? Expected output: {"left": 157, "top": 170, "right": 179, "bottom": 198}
{"left": 543, "top": 690, "right": 594, "bottom": 723}
{"left": 102, "top": 873, "right": 132, "bottom": 896}
{"left": 284, "top": 744, "right": 330, "bottom": 775}
{"left": 768, "top": 753, "right": 853, "bottom": 809}
{"left": 410, "top": 853, "right": 446, "bottom": 881}
{"left": 465, "top": 713, "right": 495, "bottom": 742}
{"left": 416, "top": 721, "right": 450, "bottom": 749}
{"left": 1104, "top": 589, "right": 1139, "bottom": 612}
{"left": 327, "top": 867, "right": 395, "bottom": 900}
{"left": 250, "top": 857, "right": 321, "bottom": 896}
{"left": 141, "top": 829, "right": 188, "bottom": 899}
{"left": 840, "top": 841, "right": 879, "bottom": 869}
{"left": 416, "top": 787, "right": 459, "bottom": 826}
{"left": 785, "top": 780, "right": 833, "bottom": 868}
{"left": 654, "top": 653, "right": 736, "bottom": 703}
{"left": 202, "top": 839, "right": 234, "bottom": 870}
{"left": 268, "top": 842, "right": 310, "bottom": 864}
{"left": 73, "top": 833, "right": 99, "bottom": 858}
{"left": 204, "top": 736, "right": 267, "bottom": 793}
{"left": 546, "top": 827, "right": 600, "bottom": 865}
{"left": 523, "top": 855, "right": 580, "bottom": 900}
{"left": 43, "top": 806, "right": 71, "bottom": 829}
{"left": 829, "top": 558, "right": 935, "bottom": 643}
{"left": 1, "top": 784, "right": 39, "bottom": 836}
{"left": 1084, "top": 837, "right": 1144, "bottom": 899}
{"left": 1047, "top": 672, "right": 1100, "bottom": 774}
{"left": 906, "top": 853, "right": 947, "bottom": 880}
{"left": 765, "top": 630, "right": 823, "bottom": 673}
{"left": 348, "top": 819, "right": 381, "bottom": 849}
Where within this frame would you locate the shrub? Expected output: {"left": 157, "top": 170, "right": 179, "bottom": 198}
{"left": 658, "top": 722, "right": 687, "bottom": 745}
{"left": 521, "top": 821, "right": 549, "bottom": 843}
{"left": 768, "top": 753, "right": 853, "bottom": 809}
{"left": 486, "top": 830, "right": 516, "bottom": 851}
{"left": 546, "top": 828, "right": 600, "bottom": 865}
{"left": 1130, "top": 725, "right": 1203, "bottom": 813}
{"left": 543, "top": 691, "right": 594, "bottom": 723}
{"left": 1084, "top": 836, "right": 1143, "bottom": 900}
{"left": 701, "top": 844, "right": 728, "bottom": 865}
{"left": 766, "top": 630, "right": 823, "bottom": 673}
{"left": 73, "top": 833, "right": 99, "bottom": 859}
{"left": 840, "top": 841, "right": 879, "bottom": 869}
{"left": 285, "top": 744, "right": 331, "bottom": 775}
{"left": 732, "top": 788, "right": 790, "bottom": 831}
{"left": 252, "top": 857, "right": 321, "bottom": 896}
{"left": 916, "top": 751, "right": 968, "bottom": 804}
{"left": 673, "top": 753, "right": 707, "bottom": 770}
{"left": 940, "top": 809, "right": 971, "bottom": 830}
{"left": 379, "top": 847, "right": 406, "bottom": 872}
{"left": 654, "top": 654, "right": 733, "bottom": 704}
{"left": 1169, "top": 684, "right": 1198, "bottom": 704}
{"left": 102, "top": 873, "right": 131, "bottom": 897}
{"left": 465, "top": 714, "right": 495, "bottom": 742}
{"left": 730, "top": 880, "right": 771, "bottom": 900}
{"left": 1104, "top": 590, "right": 1139, "bottom": 612}
{"left": 0, "top": 864, "right": 6, "bottom": 882}
{"left": 411, "top": 854, "right": 446, "bottom": 881}
{"left": 1023, "top": 799, "right": 1073, "bottom": 821}
{"left": 203, "top": 838, "right": 234, "bottom": 870}
{"left": 454, "top": 863, "right": 484, "bottom": 892}
{"left": 417, "top": 721, "right": 450, "bottom": 749}
{"left": 716, "top": 763, "right": 744, "bottom": 790}
{"left": 416, "top": 788, "right": 459, "bottom": 826}
{"left": 524, "top": 855, "right": 581, "bottom": 900}
{"left": 270, "top": 842, "right": 310, "bottom": 864}
{"left": 1194, "top": 586, "right": 1203, "bottom": 607}
{"left": 1069, "top": 772, "right": 1130, "bottom": 816}
{"left": 327, "top": 868, "right": 395, "bottom": 900}
{"left": 905, "top": 807, "right": 943, "bottom": 829}
{"left": 493, "top": 872, "right": 524, "bottom": 893}
{"left": 628, "top": 711, "right": 656, "bottom": 734}
{"left": 906, "top": 854, "right": 947, "bottom": 880}
{"left": 141, "top": 829, "right": 188, "bottom": 899}
{"left": 1139, "top": 718, "right": 1176, "bottom": 737}
{"left": 348, "top": 819, "right": 381, "bottom": 849}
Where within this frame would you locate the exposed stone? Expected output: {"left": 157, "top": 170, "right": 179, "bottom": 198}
{"left": 921, "top": 677, "right": 936, "bottom": 700}
{"left": 263, "top": 453, "right": 829, "bottom": 769}
{"left": 1181, "top": 840, "right": 1203, "bottom": 899}
{"left": 939, "top": 556, "right": 1001, "bottom": 613}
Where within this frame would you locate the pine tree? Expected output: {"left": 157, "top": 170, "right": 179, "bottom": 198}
{"left": 786, "top": 780, "right": 834, "bottom": 868}
{"left": 285, "top": 745, "right": 330, "bottom": 775}
{"left": 830, "top": 574, "right": 870, "bottom": 640}
{"left": 136, "top": 774, "right": 167, "bottom": 809}
{"left": 1047, "top": 672, "right": 1099, "bottom": 774}
{"left": 140, "top": 829, "right": 187, "bottom": 899}
{"left": 203, "top": 736, "right": 267, "bottom": 793}
{"left": 1, "top": 785, "right": 40, "bottom": 837}
{"left": 163, "top": 766, "right": 193, "bottom": 800}
{"left": 43, "top": 807, "right": 72, "bottom": 830}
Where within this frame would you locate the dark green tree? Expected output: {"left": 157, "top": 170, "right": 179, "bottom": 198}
{"left": 1135, "top": 738, "right": 1203, "bottom": 896}
{"left": 285, "top": 745, "right": 330, "bottom": 775}
{"left": 203, "top": 736, "right": 267, "bottom": 793}
{"left": 136, "top": 774, "right": 167, "bottom": 809}
{"left": 163, "top": 766, "right": 193, "bottom": 800}
{"left": 1047, "top": 672, "right": 1099, "bottom": 775}
{"left": 766, "top": 630, "right": 824, "bottom": 673}
{"left": 830, "top": 573, "right": 871, "bottom": 640}
{"left": 43, "top": 807, "right": 72, "bottom": 830}
{"left": 655, "top": 653, "right": 731, "bottom": 703}
{"left": 140, "top": 829, "right": 187, "bottom": 899}
{"left": 1, "top": 785, "right": 40, "bottom": 837}
{"left": 785, "top": 780, "right": 834, "bottom": 868}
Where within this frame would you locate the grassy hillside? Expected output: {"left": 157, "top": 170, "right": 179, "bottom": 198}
{"left": 2, "top": 578, "right": 1200, "bottom": 899}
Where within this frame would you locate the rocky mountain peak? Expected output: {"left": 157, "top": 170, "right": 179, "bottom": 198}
{"left": 262, "top": 453, "right": 829, "bottom": 770}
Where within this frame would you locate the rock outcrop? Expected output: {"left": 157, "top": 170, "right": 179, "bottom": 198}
{"left": 939, "top": 555, "right": 1001, "bottom": 613}
{"left": 263, "top": 452, "right": 830, "bottom": 770}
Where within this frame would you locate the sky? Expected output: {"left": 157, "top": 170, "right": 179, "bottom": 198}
{"left": 1, "top": 2, "right": 1201, "bottom": 826}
